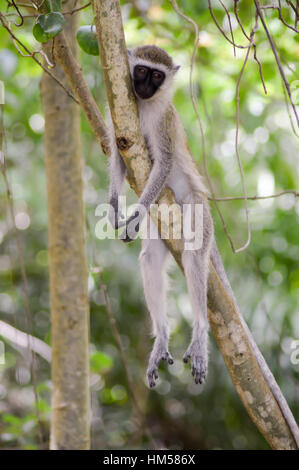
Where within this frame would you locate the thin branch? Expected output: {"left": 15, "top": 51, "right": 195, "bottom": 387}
{"left": 253, "top": 42, "right": 267, "bottom": 95}
{"left": 10, "top": 0, "right": 24, "bottom": 26}
{"left": 282, "top": 83, "right": 299, "bottom": 138}
{"left": 233, "top": 34, "right": 255, "bottom": 253}
{"left": 218, "top": 0, "right": 236, "bottom": 57}
{"left": 270, "top": 0, "right": 299, "bottom": 33}
{"left": 7, "top": 1, "right": 92, "bottom": 17}
{"left": 207, "top": 0, "right": 251, "bottom": 49}
{"left": 261, "top": 4, "right": 298, "bottom": 32}
{"left": 234, "top": 0, "right": 250, "bottom": 41}
{"left": 0, "top": 320, "right": 52, "bottom": 362}
{"left": 233, "top": 1, "right": 267, "bottom": 94}
{"left": 63, "top": 1, "right": 91, "bottom": 15}
{"left": 210, "top": 189, "right": 299, "bottom": 202}
{"left": 254, "top": 0, "right": 299, "bottom": 128}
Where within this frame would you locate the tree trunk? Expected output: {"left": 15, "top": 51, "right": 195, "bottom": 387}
{"left": 41, "top": 5, "right": 90, "bottom": 450}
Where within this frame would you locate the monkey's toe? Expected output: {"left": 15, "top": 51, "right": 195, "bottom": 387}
{"left": 161, "top": 351, "right": 174, "bottom": 364}
{"left": 191, "top": 358, "right": 207, "bottom": 384}
{"left": 147, "top": 368, "right": 159, "bottom": 388}
{"left": 120, "top": 229, "right": 136, "bottom": 243}
{"left": 121, "top": 234, "right": 134, "bottom": 243}
{"left": 147, "top": 351, "right": 173, "bottom": 388}
{"left": 183, "top": 343, "right": 207, "bottom": 385}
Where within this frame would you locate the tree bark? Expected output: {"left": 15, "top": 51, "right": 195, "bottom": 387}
{"left": 41, "top": 4, "right": 90, "bottom": 450}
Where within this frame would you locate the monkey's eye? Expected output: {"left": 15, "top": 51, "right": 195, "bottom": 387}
{"left": 137, "top": 67, "right": 146, "bottom": 75}
{"left": 152, "top": 71, "right": 162, "bottom": 80}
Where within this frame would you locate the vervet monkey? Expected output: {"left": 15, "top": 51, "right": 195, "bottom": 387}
{"left": 108, "top": 45, "right": 232, "bottom": 388}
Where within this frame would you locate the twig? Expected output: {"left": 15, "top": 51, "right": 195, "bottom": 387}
{"left": 278, "top": 0, "right": 298, "bottom": 32}
{"left": 282, "top": 83, "right": 299, "bottom": 138}
{"left": 10, "top": 0, "right": 24, "bottom": 26}
{"left": 218, "top": 0, "right": 236, "bottom": 57}
{"left": 234, "top": 0, "right": 250, "bottom": 41}
{"left": 207, "top": 0, "right": 251, "bottom": 49}
{"left": 209, "top": 189, "right": 299, "bottom": 201}
{"left": 254, "top": 0, "right": 299, "bottom": 128}
{"left": 233, "top": 1, "right": 267, "bottom": 94}
{"left": 63, "top": 1, "right": 91, "bottom": 15}
{"left": 261, "top": 3, "right": 298, "bottom": 32}
{"left": 233, "top": 38, "right": 254, "bottom": 252}
{"left": 5, "top": 1, "right": 91, "bottom": 18}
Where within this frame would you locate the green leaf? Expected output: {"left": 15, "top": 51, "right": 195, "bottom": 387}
{"left": 76, "top": 25, "right": 99, "bottom": 56}
{"left": 33, "top": 12, "right": 65, "bottom": 43}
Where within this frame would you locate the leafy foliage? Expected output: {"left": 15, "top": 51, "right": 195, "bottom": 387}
{"left": 0, "top": 0, "right": 298, "bottom": 451}
{"left": 77, "top": 25, "right": 99, "bottom": 56}
{"left": 33, "top": 13, "right": 65, "bottom": 43}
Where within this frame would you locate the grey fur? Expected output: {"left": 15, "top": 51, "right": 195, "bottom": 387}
{"left": 108, "top": 46, "right": 221, "bottom": 387}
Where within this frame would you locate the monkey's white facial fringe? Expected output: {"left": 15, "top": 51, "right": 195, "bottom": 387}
{"left": 95, "top": 197, "right": 203, "bottom": 251}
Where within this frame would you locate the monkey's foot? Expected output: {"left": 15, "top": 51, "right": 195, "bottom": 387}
{"left": 183, "top": 339, "right": 207, "bottom": 385}
{"left": 147, "top": 342, "right": 174, "bottom": 388}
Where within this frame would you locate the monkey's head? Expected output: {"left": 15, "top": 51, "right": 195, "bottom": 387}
{"left": 128, "top": 45, "right": 180, "bottom": 101}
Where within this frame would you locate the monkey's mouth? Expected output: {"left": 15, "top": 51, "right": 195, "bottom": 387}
{"left": 134, "top": 84, "right": 156, "bottom": 100}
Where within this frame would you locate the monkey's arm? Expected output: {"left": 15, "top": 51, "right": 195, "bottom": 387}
{"left": 121, "top": 149, "right": 172, "bottom": 242}
{"left": 108, "top": 145, "right": 127, "bottom": 229}
{"left": 120, "top": 107, "right": 175, "bottom": 242}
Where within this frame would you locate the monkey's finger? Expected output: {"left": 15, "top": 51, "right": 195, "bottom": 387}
{"left": 195, "top": 373, "right": 202, "bottom": 385}
{"left": 163, "top": 351, "right": 173, "bottom": 365}
{"left": 149, "top": 378, "right": 156, "bottom": 388}
{"left": 147, "top": 368, "right": 158, "bottom": 388}
{"left": 167, "top": 356, "right": 174, "bottom": 365}
{"left": 183, "top": 353, "right": 190, "bottom": 364}
{"left": 120, "top": 230, "right": 134, "bottom": 243}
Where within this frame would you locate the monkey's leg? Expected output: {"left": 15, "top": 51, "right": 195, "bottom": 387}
{"left": 139, "top": 234, "right": 173, "bottom": 388}
{"left": 182, "top": 249, "right": 210, "bottom": 384}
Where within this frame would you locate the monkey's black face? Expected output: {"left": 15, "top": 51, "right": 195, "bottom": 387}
{"left": 133, "top": 65, "right": 165, "bottom": 100}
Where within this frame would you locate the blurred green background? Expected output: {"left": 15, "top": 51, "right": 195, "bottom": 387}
{"left": 0, "top": 0, "right": 298, "bottom": 450}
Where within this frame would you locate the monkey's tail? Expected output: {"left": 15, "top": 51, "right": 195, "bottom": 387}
{"left": 210, "top": 237, "right": 299, "bottom": 447}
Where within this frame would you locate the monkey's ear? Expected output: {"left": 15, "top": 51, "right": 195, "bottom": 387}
{"left": 174, "top": 65, "right": 181, "bottom": 74}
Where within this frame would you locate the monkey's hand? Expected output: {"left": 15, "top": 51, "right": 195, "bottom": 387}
{"left": 120, "top": 205, "right": 146, "bottom": 243}
{"left": 108, "top": 197, "right": 125, "bottom": 230}
{"left": 147, "top": 337, "right": 174, "bottom": 388}
{"left": 183, "top": 336, "right": 208, "bottom": 385}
